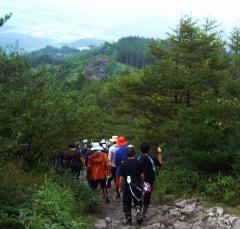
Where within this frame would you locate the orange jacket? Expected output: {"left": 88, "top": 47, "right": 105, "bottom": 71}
{"left": 87, "top": 151, "right": 110, "bottom": 180}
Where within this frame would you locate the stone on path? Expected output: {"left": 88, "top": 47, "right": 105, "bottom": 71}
{"left": 105, "top": 217, "right": 112, "bottom": 224}
{"left": 180, "top": 202, "right": 196, "bottom": 216}
{"left": 173, "top": 220, "right": 192, "bottom": 229}
{"left": 141, "top": 223, "right": 161, "bottom": 229}
{"left": 192, "top": 221, "right": 204, "bottom": 229}
{"left": 233, "top": 219, "right": 240, "bottom": 229}
{"left": 95, "top": 219, "right": 107, "bottom": 229}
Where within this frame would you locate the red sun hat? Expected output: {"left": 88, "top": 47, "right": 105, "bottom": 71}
{"left": 116, "top": 136, "right": 128, "bottom": 146}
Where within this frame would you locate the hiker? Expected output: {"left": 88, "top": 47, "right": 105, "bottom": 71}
{"left": 87, "top": 142, "right": 111, "bottom": 203}
{"left": 81, "top": 139, "right": 91, "bottom": 156}
{"left": 52, "top": 149, "right": 66, "bottom": 173}
{"left": 63, "top": 143, "right": 85, "bottom": 177}
{"left": 119, "top": 145, "right": 144, "bottom": 225}
{"left": 100, "top": 139, "right": 108, "bottom": 154}
{"left": 114, "top": 136, "right": 128, "bottom": 199}
{"left": 108, "top": 135, "right": 119, "bottom": 196}
{"left": 138, "top": 142, "right": 163, "bottom": 219}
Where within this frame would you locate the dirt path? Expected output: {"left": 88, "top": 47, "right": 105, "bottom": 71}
{"left": 92, "top": 189, "right": 240, "bottom": 229}
{"left": 92, "top": 188, "right": 161, "bottom": 228}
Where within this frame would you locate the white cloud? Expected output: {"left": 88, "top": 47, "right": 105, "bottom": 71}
{"left": 1, "top": 0, "right": 240, "bottom": 41}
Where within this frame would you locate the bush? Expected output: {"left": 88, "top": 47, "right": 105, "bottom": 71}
{"left": 19, "top": 180, "right": 90, "bottom": 228}
{"left": 51, "top": 170, "right": 99, "bottom": 211}
{"left": 201, "top": 175, "right": 240, "bottom": 205}
{"left": 154, "top": 165, "right": 200, "bottom": 199}
{"left": 154, "top": 162, "right": 240, "bottom": 206}
{"left": 0, "top": 162, "right": 42, "bottom": 206}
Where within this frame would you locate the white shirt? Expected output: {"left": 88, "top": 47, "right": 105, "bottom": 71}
{"left": 108, "top": 144, "right": 119, "bottom": 167}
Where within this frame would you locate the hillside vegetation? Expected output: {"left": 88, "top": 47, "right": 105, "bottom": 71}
{"left": 1, "top": 15, "right": 240, "bottom": 227}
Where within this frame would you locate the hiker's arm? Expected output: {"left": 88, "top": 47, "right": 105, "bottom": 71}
{"left": 156, "top": 147, "right": 163, "bottom": 165}
{"left": 80, "top": 156, "right": 86, "bottom": 170}
{"left": 105, "top": 154, "right": 111, "bottom": 175}
{"left": 87, "top": 157, "right": 92, "bottom": 171}
{"left": 108, "top": 148, "right": 112, "bottom": 162}
{"left": 140, "top": 173, "right": 144, "bottom": 186}
{"left": 119, "top": 176, "right": 124, "bottom": 192}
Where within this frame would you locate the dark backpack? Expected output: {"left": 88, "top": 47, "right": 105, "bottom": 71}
{"left": 137, "top": 155, "right": 156, "bottom": 172}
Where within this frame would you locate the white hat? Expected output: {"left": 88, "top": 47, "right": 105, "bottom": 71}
{"left": 109, "top": 135, "right": 118, "bottom": 143}
{"left": 100, "top": 139, "right": 106, "bottom": 144}
{"left": 91, "top": 142, "right": 103, "bottom": 151}
{"left": 83, "top": 139, "right": 88, "bottom": 144}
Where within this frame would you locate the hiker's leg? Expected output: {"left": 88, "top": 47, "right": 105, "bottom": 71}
{"left": 115, "top": 176, "right": 121, "bottom": 199}
{"left": 133, "top": 193, "right": 143, "bottom": 224}
{"left": 100, "top": 179, "right": 110, "bottom": 203}
{"left": 111, "top": 167, "right": 117, "bottom": 190}
{"left": 106, "top": 177, "right": 111, "bottom": 196}
{"left": 143, "top": 189, "right": 152, "bottom": 217}
{"left": 112, "top": 167, "right": 120, "bottom": 198}
{"left": 90, "top": 180, "right": 98, "bottom": 190}
{"left": 123, "top": 188, "right": 132, "bottom": 224}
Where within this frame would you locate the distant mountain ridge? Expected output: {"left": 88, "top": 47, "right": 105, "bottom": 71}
{"left": 59, "top": 38, "right": 106, "bottom": 49}
{"left": 0, "top": 30, "right": 106, "bottom": 51}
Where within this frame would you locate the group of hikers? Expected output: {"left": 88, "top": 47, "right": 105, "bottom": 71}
{"left": 58, "top": 135, "right": 163, "bottom": 225}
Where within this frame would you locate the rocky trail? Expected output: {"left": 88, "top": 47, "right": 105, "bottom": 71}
{"left": 92, "top": 189, "right": 240, "bottom": 229}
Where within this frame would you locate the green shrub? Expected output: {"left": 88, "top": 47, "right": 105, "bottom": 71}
{"left": 154, "top": 166, "right": 200, "bottom": 199}
{"left": 0, "top": 217, "right": 25, "bottom": 229}
{"left": 51, "top": 170, "right": 99, "bottom": 211}
{"left": 201, "top": 175, "right": 240, "bottom": 205}
{"left": 154, "top": 163, "right": 240, "bottom": 206}
{"left": 0, "top": 162, "right": 42, "bottom": 206}
{"left": 19, "top": 180, "right": 90, "bottom": 228}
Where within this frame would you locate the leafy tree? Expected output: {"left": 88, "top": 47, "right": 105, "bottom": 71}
{"left": 0, "top": 13, "right": 12, "bottom": 27}
{"left": 107, "top": 16, "right": 239, "bottom": 171}
{"left": 0, "top": 50, "right": 99, "bottom": 165}
{"left": 228, "top": 27, "right": 240, "bottom": 77}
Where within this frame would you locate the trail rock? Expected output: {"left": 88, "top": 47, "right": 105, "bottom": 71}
{"left": 208, "top": 207, "right": 224, "bottom": 217}
{"left": 169, "top": 208, "right": 181, "bottom": 217}
{"left": 206, "top": 220, "right": 218, "bottom": 229}
{"left": 192, "top": 221, "right": 204, "bottom": 229}
{"left": 95, "top": 219, "right": 107, "bottom": 229}
{"left": 105, "top": 217, "right": 112, "bottom": 224}
{"left": 173, "top": 221, "right": 191, "bottom": 229}
{"left": 229, "top": 216, "right": 239, "bottom": 225}
{"left": 175, "top": 200, "right": 190, "bottom": 208}
{"left": 233, "top": 219, "right": 240, "bottom": 229}
{"left": 180, "top": 202, "right": 196, "bottom": 216}
{"left": 159, "top": 205, "right": 171, "bottom": 213}
{"left": 141, "top": 223, "right": 161, "bottom": 229}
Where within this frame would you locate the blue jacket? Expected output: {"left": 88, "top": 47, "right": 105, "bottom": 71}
{"left": 114, "top": 146, "right": 128, "bottom": 176}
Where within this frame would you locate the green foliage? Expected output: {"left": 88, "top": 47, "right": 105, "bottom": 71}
{"left": 0, "top": 13, "right": 12, "bottom": 27}
{"left": 177, "top": 97, "right": 240, "bottom": 171}
{"left": 52, "top": 171, "right": 99, "bottom": 211}
{"left": 0, "top": 217, "right": 25, "bottom": 229}
{"left": 113, "top": 36, "right": 152, "bottom": 68}
{"left": 19, "top": 180, "right": 90, "bottom": 228}
{"left": 196, "top": 174, "right": 240, "bottom": 206}
{"left": 107, "top": 16, "right": 240, "bottom": 170}
{"left": 0, "top": 50, "right": 100, "bottom": 165}
{"left": 154, "top": 163, "right": 200, "bottom": 199}
{"left": 3, "top": 14, "right": 240, "bottom": 212}
{"left": 155, "top": 164, "right": 240, "bottom": 206}
{"left": 0, "top": 162, "right": 42, "bottom": 207}
{"left": 23, "top": 46, "right": 82, "bottom": 67}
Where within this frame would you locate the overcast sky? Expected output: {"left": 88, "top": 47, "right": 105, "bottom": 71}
{"left": 1, "top": 0, "right": 240, "bottom": 42}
